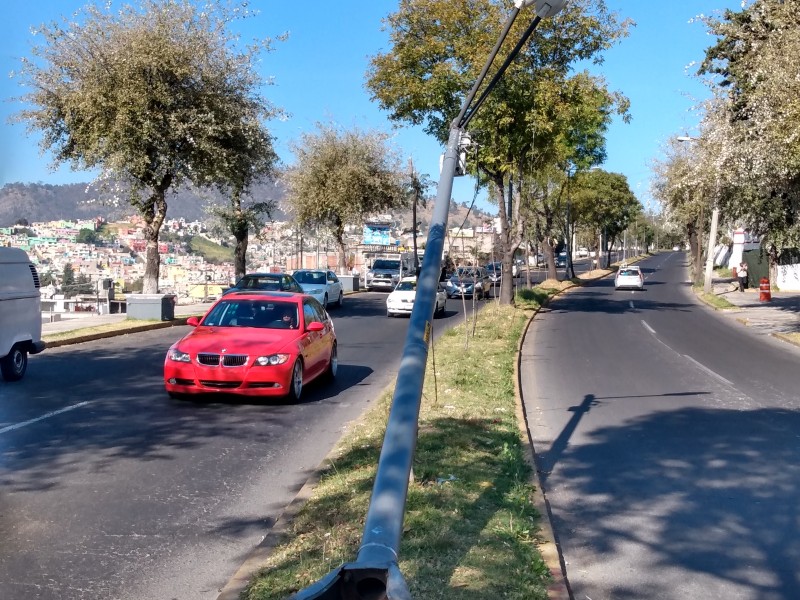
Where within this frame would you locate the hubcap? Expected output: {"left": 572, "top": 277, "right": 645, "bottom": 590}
{"left": 293, "top": 363, "right": 303, "bottom": 396}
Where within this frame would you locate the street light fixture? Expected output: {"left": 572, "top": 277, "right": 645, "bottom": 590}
{"left": 677, "top": 135, "right": 719, "bottom": 293}
{"left": 289, "top": 2, "right": 567, "bottom": 599}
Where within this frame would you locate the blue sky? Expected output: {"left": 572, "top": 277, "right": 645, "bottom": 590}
{"left": 1, "top": 0, "right": 742, "bottom": 214}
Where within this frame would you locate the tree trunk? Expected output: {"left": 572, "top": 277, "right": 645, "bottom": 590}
{"left": 544, "top": 240, "right": 558, "bottom": 281}
{"left": 234, "top": 230, "right": 248, "bottom": 281}
{"left": 141, "top": 179, "right": 170, "bottom": 294}
{"left": 232, "top": 191, "right": 249, "bottom": 281}
{"left": 491, "top": 172, "right": 522, "bottom": 306}
{"left": 687, "top": 220, "right": 700, "bottom": 284}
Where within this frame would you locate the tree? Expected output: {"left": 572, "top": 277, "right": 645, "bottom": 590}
{"left": 76, "top": 228, "right": 99, "bottom": 245}
{"left": 282, "top": 123, "right": 408, "bottom": 273}
{"left": 652, "top": 137, "right": 710, "bottom": 283}
{"left": 570, "top": 169, "right": 640, "bottom": 268}
{"left": 696, "top": 0, "right": 800, "bottom": 255}
{"left": 13, "top": 0, "right": 282, "bottom": 293}
{"left": 366, "top": 0, "right": 631, "bottom": 304}
{"left": 61, "top": 263, "right": 75, "bottom": 295}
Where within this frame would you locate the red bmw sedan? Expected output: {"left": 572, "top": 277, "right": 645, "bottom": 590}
{"left": 164, "top": 292, "right": 337, "bottom": 402}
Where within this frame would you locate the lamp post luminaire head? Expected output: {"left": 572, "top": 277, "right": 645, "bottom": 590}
{"left": 517, "top": 0, "right": 568, "bottom": 18}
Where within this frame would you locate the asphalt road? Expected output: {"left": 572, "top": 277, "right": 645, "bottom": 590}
{"left": 520, "top": 251, "right": 800, "bottom": 599}
{"left": 0, "top": 292, "right": 475, "bottom": 600}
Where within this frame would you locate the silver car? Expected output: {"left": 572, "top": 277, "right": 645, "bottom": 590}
{"left": 445, "top": 267, "right": 491, "bottom": 299}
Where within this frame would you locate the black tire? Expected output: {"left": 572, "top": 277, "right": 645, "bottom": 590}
{"left": 286, "top": 359, "right": 304, "bottom": 403}
{"left": 322, "top": 294, "right": 328, "bottom": 309}
{"left": 387, "top": 310, "right": 394, "bottom": 318}
{"left": 336, "top": 291, "right": 344, "bottom": 307}
{"left": 324, "top": 343, "right": 338, "bottom": 380}
{"left": 0, "top": 346, "right": 28, "bottom": 382}
{"left": 167, "top": 391, "right": 186, "bottom": 400}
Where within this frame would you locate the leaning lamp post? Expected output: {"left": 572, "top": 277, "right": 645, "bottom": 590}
{"left": 289, "top": 2, "right": 566, "bottom": 599}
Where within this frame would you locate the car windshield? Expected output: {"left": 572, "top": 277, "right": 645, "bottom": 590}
{"left": 455, "top": 268, "right": 478, "bottom": 278}
{"left": 396, "top": 280, "right": 416, "bottom": 291}
{"left": 372, "top": 259, "right": 401, "bottom": 270}
{"left": 294, "top": 271, "right": 326, "bottom": 285}
{"left": 201, "top": 299, "right": 299, "bottom": 329}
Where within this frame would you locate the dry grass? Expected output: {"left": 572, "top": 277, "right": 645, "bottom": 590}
{"left": 242, "top": 292, "right": 555, "bottom": 600}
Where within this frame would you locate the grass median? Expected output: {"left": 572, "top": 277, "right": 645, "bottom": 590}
{"left": 243, "top": 286, "right": 557, "bottom": 600}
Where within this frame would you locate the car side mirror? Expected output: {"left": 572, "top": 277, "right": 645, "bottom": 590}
{"left": 306, "top": 321, "right": 325, "bottom": 332}
{"left": 186, "top": 316, "right": 200, "bottom": 327}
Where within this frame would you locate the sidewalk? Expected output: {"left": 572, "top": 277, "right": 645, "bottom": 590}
{"left": 710, "top": 282, "right": 800, "bottom": 343}
{"left": 41, "top": 302, "right": 214, "bottom": 336}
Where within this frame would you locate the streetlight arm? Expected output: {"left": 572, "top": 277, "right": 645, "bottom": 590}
{"left": 461, "top": 0, "right": 567, "bottom": 130}
{"left": 453, "top": 6, "right": 523, "bottom": 129}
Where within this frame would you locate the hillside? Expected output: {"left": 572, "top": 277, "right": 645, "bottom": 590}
{"left": 0, "top": 180, "right": 494, "bottom": 229}
{"left": 0, "top": 180, "right": 289, "bottom": 227}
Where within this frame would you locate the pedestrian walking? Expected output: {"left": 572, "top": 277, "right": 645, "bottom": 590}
{"left": 738, "top": 261, "right": 748, "bottom": 292}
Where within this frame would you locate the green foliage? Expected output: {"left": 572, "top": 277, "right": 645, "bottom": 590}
{"left": 187, "top": 235, "right": 234, "bottom": 264}
{"left": 13, "top": 0, "right": 282, "bottom": 291}
{"left": 61, "top": 263, "right": 75, "bottom": 288}
{"left": 365, "top": 0, "right": 632, "bottom": 302}
{"left": 570, "top": 169, "right": 640, "bottom": 242}
{"left": 76, "top": 228, "right": 100, "bottom": 244}
{"left": 283, "top": 123, "right": 407, "bottom": 269}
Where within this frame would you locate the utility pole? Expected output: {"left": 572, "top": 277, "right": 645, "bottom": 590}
{"left": 703, "top": 206, "right": 719, "bottom": 293}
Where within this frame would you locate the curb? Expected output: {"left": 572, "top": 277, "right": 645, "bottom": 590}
{"left": 514, "top": 303, "right": 571, "bottom": 600}
{"left": 512, "top": 265, "right": 616, "bottom": 599}
{"left": 43, "top": 317, "right": 193, "bottom": 348}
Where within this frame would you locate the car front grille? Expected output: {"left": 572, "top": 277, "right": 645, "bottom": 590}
{"left": 197, "top": 353, "right": 249, "bottom": 367}
{"left": 199, "top": 380, "right": 242, "bottom": 389}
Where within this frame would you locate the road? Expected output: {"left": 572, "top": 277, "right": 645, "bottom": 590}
{"left": 0, "top": 292, "right": 475, "bottom": 600}
{"left": 520, "top": 251, "right": 800, "bottom": 599}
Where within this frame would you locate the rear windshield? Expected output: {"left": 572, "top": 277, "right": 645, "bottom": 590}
{"left": 619, "top": 269, "right": 639, "bottom": 277}
{"left": 237, "top": 276, "right": 281, "bottom": 290}
{"left": 294, "top": 271, "right": 326, "bottom": 284}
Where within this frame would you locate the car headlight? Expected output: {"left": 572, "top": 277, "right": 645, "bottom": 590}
{"left": 446, "top": 280, "right": 454, "bottom": 288}
{"left": 168, "top": 348, "right": 191, "bottom": 363}
{"left": 307, "top": 287, "right": 324, "bottom": 295}
{"left": 255, "top": 353, "right": 290, "bottom": 366}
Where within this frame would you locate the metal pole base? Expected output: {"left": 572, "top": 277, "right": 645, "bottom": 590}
{"left": 290, "top": 562, "right": 411, "bottom": 600}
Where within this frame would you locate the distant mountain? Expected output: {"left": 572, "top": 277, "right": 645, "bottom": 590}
{"left": 0, "top": 180, "right": 494, "bottom": 229}
{"left": 0, "top": 180, "right": 289, "bottom": 227}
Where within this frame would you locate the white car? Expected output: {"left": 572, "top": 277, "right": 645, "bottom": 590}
{"left": 577, "top": 247, "right": 590, "bottom": 258}
{"left": 615, "top": 265, "right": 644, "bottom": 290}
{"left": 386, "top": 276, "right": 447, "bottom": 318}
{"left": 291, "top": 269, "right": 344, "bottom": 309}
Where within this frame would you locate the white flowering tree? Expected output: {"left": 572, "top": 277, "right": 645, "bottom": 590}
{"left": 697, "top": 0, "right": 800, "bottom": 255}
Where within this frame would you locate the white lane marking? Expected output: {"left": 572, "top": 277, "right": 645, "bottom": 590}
{"left": 0, "top": 401, "right": 91, "bottom": 435}
{"left": 683, "top": 355, "right": 734, "bottom": 386}
{"left": 629, "top": 300, "right": 635, "bottom": 308}
{"left": 641, "top": 320, "right": 656, "bottom": 335}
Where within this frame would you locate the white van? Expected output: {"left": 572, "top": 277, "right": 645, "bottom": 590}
{"left": 0, "top": 247, "right": 46, "bottom": 381}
